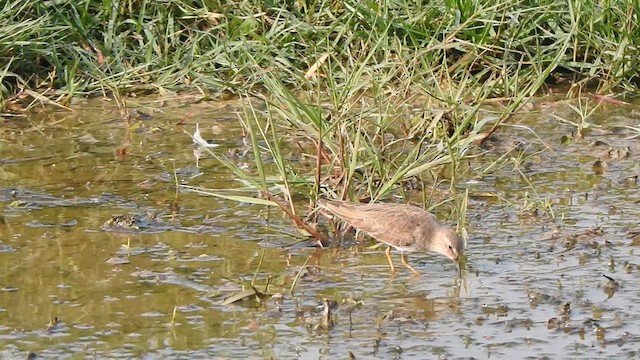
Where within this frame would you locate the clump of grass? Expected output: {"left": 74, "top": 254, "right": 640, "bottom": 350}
{"left": 187, "top": 57, "right": 495, "bottom": 245}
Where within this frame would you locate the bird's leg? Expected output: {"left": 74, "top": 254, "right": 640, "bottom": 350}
{"left": 400, "top": 253, "right": 421, "bottom": 275}
{"left": 385, "top": 247, "right": 396, "bottom": 273}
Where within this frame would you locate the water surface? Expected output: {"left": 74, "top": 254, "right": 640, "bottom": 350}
{"left": 1, "top": 96, "right": 640, "bottom": 359}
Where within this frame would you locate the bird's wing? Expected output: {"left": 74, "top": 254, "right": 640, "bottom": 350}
{"left": 318, "top": 201, "right": 438, "bottom": 250}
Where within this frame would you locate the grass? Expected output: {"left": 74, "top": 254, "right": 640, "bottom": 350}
{"left": 3, "top": 0, "right": 639, "bottom": 243}
{"left": 1, "top": 0, "right": 638, "bottom": 108}
{"left": 189, "top": 69, "right": 494, "bottom": 244}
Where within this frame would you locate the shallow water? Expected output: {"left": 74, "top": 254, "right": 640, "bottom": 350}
{"left": 1, "top": 96, "right": 640, "bottom": 359}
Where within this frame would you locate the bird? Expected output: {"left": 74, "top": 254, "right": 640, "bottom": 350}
{"left": 316, "top": 199, "right": 463, "bottom": 275}
{"left": 192, "top": 123, "right": 219, "bottom": 149}
{"left": 191, "top": 123, "right": 219, "bottom": 167}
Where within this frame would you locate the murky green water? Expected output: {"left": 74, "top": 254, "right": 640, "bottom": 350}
{"left": 1, "top": 96, "right": 639, "bottom": 359}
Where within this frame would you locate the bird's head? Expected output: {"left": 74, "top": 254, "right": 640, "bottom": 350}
{"left": 431, "top": 227, "right": 464, "bottom": 261}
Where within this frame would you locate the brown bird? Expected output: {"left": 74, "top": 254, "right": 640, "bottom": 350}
{"left": 317, "top": 199, "right": 463, "bottom": 275}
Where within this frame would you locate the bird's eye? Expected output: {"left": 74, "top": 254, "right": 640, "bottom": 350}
{"left": 448, "top": 245, "right": 453, "bottom": 250}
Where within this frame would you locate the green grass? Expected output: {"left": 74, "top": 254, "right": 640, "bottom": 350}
{"left": 1, "top": 0, "right": 639, "bottom": 108}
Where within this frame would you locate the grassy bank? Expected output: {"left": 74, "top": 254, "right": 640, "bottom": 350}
{"left": 1, "top": 0, "right": 638, "bottom": 110}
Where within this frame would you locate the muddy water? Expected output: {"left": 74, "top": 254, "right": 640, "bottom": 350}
{"left": 1, "top": 97, "right": 639, "bottom": 359}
